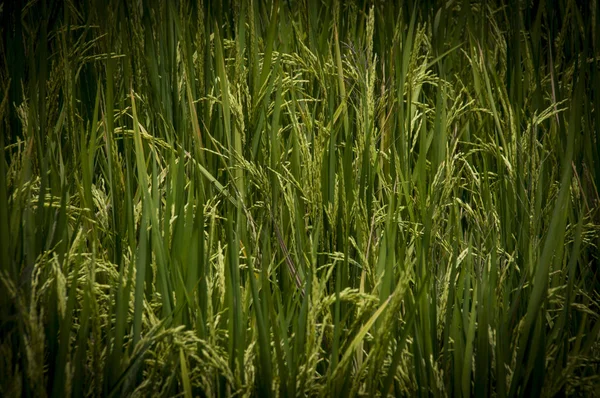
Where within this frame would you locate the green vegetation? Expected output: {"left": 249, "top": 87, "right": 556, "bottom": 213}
{"left": 1, "top": 0, "right": 599, "bottom": 396}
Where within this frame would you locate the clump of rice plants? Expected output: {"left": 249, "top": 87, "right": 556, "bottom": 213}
{"left": 1, "top": 1, "right": 599, "bottom": 396}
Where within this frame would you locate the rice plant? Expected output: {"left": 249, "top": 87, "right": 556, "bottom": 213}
{"left": 1, "top": 0, "right": 599, "bottom": 396}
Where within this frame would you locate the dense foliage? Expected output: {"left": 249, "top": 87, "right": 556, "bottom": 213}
{"left": 1, "top": 0, "right": 599, "bottom": 396}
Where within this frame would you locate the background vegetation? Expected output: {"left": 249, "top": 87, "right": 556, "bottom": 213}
{"left": 1, "top": 0, "right": 599, "bottom": 396}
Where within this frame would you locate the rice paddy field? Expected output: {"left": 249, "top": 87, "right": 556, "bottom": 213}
{"left": 1, "top": 0, "right": 600, "bottom": 396}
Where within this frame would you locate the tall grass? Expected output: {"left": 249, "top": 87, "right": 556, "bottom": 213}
{"left": 1, "top": 0, "right": 600, "bottom": 396}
